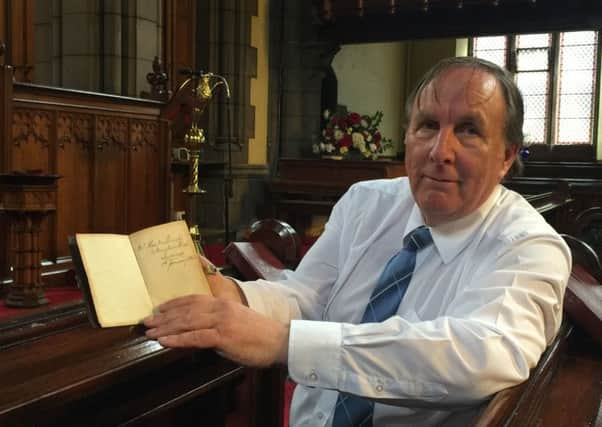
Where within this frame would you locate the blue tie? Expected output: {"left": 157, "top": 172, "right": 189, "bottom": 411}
{"left": 331, "top": 226, "right": 433, "bottom": 427}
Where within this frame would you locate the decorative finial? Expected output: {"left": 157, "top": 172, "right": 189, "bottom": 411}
{"left": 146, "top": 56, "right": 170, "bottom": 101}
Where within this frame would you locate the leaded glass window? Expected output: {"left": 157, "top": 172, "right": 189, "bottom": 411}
{"left": 472, "top": 31, "right": 599, "bottom": 150}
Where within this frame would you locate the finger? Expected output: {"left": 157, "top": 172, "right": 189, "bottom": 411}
{"left": 198, "top": 255, "right": 219, "bottom": 275}
{"left": 145, "top": 309, "right": 218, "bottom": 336}
{"left": 157, "top": 329, "right": 220, "bottom": 349}
{"left": 154, "top": 294, "right": 213, "bottom": 312}
{"left": 198, "top": 255, "right": 215, "bottom": 268}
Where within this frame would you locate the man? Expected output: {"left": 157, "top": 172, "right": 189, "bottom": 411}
{"left": 145, "top": 57, "right": 571, "bottom": 426}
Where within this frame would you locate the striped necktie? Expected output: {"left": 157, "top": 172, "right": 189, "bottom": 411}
{"left": 331, "top": 226, "right": 433, "bottom": 427}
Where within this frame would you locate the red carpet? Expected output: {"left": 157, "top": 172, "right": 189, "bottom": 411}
{"left": 0, "top": 286, "right": 83, "bottom": 320}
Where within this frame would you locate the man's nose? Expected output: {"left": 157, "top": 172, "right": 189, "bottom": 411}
{"left": 429, "top": 127, "right": 456, "bottom": 164}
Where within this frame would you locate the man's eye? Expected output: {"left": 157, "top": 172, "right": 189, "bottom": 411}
{"left": 415, "top": 120, "right": 438, "bottom": 133}
{"left": 456, "top": 123, "right": 480, "bottom": 136}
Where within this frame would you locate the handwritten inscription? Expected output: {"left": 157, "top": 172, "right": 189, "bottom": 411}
{"left": 136, "top": 233, "right": 195, "bottom": 269}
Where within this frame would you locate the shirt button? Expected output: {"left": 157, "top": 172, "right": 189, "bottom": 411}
{"left": 553, "top": 303, "right": 561, "bottom": 312}
{"left": 309, "top": 372, "right": 318, "bottom": 381}
{"left": 376, "top": 384, "right": 384, "bottom": 392}
{"left": 317, "top": 413, "right": 324, "bottom": 420}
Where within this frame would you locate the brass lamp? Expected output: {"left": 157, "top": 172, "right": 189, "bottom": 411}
{"left": 174, "top": 70, "right": 231, "bottom": 253}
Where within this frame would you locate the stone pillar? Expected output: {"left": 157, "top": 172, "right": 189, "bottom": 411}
{"left": 269, "top": 0, "right": 336, "bottom": 159}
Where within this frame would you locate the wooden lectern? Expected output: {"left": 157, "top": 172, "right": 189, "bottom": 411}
{"left": 0, "top": 173, "right": 59, "bottom": 307}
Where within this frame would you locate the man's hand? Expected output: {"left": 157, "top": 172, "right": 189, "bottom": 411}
{"left": 143, "top": 294, "right": 289, "bottom": 368}
{"left": 199, "top": 256, "right": 247, "bottom": 305}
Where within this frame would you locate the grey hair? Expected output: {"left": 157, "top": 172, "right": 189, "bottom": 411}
{"left": 404, "top": 56, "right": 524, "bottom": 177}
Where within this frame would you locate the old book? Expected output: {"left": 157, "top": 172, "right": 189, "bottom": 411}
{"left": 69, "top": 220, "right": 211, "bottom": 328}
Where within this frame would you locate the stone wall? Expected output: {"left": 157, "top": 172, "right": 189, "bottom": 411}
{"left": 34, "top": 0, "right": 162, "bottom": 97}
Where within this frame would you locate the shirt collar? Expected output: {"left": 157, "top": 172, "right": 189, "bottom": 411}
{"left": 405, "top": 185, "right": 503, "bottom": 264}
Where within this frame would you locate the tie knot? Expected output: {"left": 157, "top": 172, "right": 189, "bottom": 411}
{"left": 404, "top": 226, "right": 433, "bottom": 251}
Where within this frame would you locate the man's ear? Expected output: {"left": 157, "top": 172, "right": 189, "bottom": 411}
{"left": 506, "top": 143, "right": 520, "bottom": 162}
{"left": 499, "top": 143, "right": 520, "bottom": 179}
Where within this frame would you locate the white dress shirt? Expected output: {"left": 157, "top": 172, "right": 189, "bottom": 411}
{"left": 240, "top": 177, "right": 571, "bottom": 427}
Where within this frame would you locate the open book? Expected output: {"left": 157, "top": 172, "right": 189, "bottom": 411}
{"left": 69, "top": 220, "right": 211, "bottom": 327}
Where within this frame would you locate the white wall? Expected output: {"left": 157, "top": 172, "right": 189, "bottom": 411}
{"left": 332, "top": 42, "right": 406, "bottom": 155}
{"left": 332, "top": 39, "right": 464, "bottom": 156}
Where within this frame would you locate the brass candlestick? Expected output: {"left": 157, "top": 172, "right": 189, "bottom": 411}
{"left": 177, "top": 71, "right": 230, "bottom": 253}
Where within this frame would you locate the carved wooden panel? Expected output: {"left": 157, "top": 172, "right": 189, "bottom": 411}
{"left": 10, "top": 108, "right": 51, "bottom": 172}
{"left": 93, "top": 116, "right": 128, "bottom": 234}
{"left": 10, "top": 108, "right": 53, "bottom": 260}
{"left": 0, "top": 84, "right": 169, "bottom": 280}
{"left": 56, "top": 113, "right": 93, "bottom": 256}
{"left": 128, "top": 119, "right": 164, "bottom": 231}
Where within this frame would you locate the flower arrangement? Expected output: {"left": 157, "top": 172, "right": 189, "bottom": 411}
{"left": 313, "top": 108, "right": 392, "bottom": 160}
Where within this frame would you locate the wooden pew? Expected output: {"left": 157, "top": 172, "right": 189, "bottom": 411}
{"left": 473, "top": 235, "right": 602, "bottom": 426}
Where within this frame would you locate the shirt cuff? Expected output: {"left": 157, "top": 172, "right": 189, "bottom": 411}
{"left": 237, "top": 280, "right": 269, "bottom": 315}
{"left": 288, "top": 319, "right": 342, "bottom": 389}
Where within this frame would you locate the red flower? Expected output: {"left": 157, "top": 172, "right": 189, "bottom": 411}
{"left": 339, "top": 134, "right": 352, "bottom": 148}
{"left": 318, "top": 109, "right": 391, "bottom": 159}
{"left": 348, "top": 112, "right": 361, "bottom": 126}
{"left": 373, "top": 131, "right": 382, "bottom": 144}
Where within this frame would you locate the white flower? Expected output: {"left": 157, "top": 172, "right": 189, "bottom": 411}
{"left": 360, "top": 118, "right": 369, "bottom": 128}
{"left": 324, "top": 143, "right": 335, "bottom": 153}
{"left": 334, "top": 129, "right": 344, "bottom": 141}
{"left": 365, "top": 132, "right": 373, "bottom": 142}
{"left": 351, "top": 132, "right": 366, "bottom": 149}
{"left": 369, "top": 143, "right": 378, "bottom": 152}
{"left": 323, "top": 109, "right": 330, "bottom": 120}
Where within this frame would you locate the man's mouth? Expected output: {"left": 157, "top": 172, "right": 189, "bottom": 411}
{"left": 424, "top": 175, "right": 457, "bottom": 183}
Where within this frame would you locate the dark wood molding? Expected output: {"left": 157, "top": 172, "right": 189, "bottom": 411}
{"left": 316, "top": 0, "right": 602, "bottom": 44}
{"left": 0, "top": 323, "right": 246, "bottom": 425}
{"left": 522, "top": 160, "right": 602, "bottom": 180}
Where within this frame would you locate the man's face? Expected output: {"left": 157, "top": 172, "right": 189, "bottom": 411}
{"left": 404, "top": 67, "right": 518, "bottom": 226}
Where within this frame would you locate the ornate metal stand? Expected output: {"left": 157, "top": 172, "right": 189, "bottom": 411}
{"left": 0, "top": 173, "right": 59, "bottom": 307}
{"left": 178, "top": 71, "right": 230, "bottom": 253}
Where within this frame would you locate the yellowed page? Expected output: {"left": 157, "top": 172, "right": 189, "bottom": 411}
{"left": 128, "top": 220, "right": 211, "bottom": 307}
{"left": 75, "top": 234, "right": 154, "bottom": 327}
